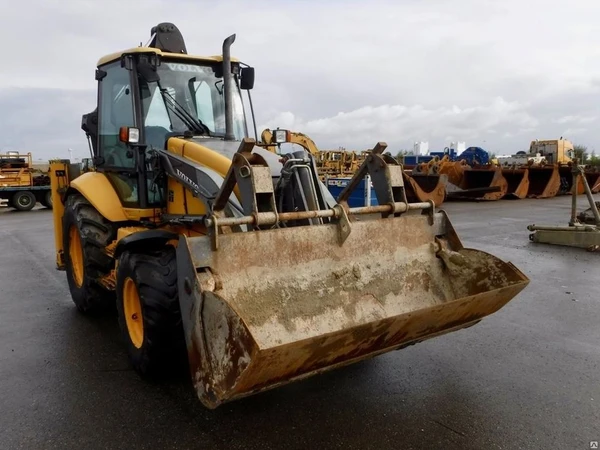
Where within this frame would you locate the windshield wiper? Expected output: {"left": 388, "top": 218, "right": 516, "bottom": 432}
{"left": 157, "top": 84, "right": 211, "bottom": 136}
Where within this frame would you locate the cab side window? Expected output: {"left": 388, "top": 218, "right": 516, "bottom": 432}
{"left": 193, "top": 80, "right": 216, "bottom": 132}
{"left": 98, "top": 62, "right": 135, "bottom": 168}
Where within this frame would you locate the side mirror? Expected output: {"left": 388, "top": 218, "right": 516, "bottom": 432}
{"left": 81, "top": 108, "right": 98, "bottom": 137}
{"left": 240, "top": 66, "right": 255, "bottom": 90}
{"left": 82, "top": 108, "right": 98, "bottom": 155}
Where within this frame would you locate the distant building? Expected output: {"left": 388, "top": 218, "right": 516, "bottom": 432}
{"left": 413, "top": 141, "right": 429, "bottom": 156}
{"left": 448, "top": 141, "right": 466, "bottom": 153}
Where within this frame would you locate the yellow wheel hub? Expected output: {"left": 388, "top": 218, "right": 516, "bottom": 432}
{"left": 123, "top": 277, "right": 144, "bottom": 349}
{"left": 69, "top": 225, "right": 84, "bottom": 288}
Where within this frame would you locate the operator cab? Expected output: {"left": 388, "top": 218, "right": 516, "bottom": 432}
{"left": 81, "top": 22, "right": 256, "bottom": 209}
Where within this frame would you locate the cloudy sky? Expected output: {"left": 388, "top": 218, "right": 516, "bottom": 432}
{"left": 1, "top": 0, "right": 599, "bottom": 160}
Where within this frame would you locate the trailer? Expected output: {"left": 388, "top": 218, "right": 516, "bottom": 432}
{"left": 0, "top": 152, "right": 52, "bottom": 211}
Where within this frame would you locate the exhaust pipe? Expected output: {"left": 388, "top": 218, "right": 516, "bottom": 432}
{"left": 222, "top": 34, "right": 236, "bottom": 141}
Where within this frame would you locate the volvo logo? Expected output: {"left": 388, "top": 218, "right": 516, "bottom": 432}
{"left": 176, "top": 168, "right": 200, "bottom": 192}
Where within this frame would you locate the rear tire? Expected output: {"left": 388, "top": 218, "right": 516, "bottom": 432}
{"left": 62, "top": 193, "right": 116, "bottom": 314}
{"left": 40, "top": 190, "right": 53, "bottom": 209}
{"left": 12, "top": 191, "right": 36, "bottom": 211}
{"left": 115, "top": 247, "right": 185, "bottom": 377}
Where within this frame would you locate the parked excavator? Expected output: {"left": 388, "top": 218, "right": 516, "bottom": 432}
{"left": 49, "top": 23, "right": 529, "bottom": 409}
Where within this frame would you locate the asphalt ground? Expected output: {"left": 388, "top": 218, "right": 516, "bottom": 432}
{"left": 0, "top": 195, "right": 599, "bottom": 450}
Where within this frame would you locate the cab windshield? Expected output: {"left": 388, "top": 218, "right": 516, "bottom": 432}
{"left": 138, "top": 60, "right": 247, "bottom": 148}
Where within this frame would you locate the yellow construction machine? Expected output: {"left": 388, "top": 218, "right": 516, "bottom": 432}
{"left": 260, "top": 128, "right": 320, "bottom": 158}
{"left": 0, "top": 151, "right": 53, "bottom": 210}
{"left": 529, "top": 139, "right": 582, "bottom": 195}
{"left": 498, "top": 139, "right": 584, "bottom": 199}
{"left": 49, "top": 23, "right": 529, "bottom": 409}
{"left": 259, "top": 128, "right": 348, "bottom": 177}
{"left": 318, "top": 150, "right": 357, "bottom": 176}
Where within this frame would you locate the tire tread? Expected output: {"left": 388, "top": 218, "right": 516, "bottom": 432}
{"left": 116, "top": 246, "right": 185, "bottom": 377}
{"left": 63, "top": 193, "right": 116, "bottom": 313}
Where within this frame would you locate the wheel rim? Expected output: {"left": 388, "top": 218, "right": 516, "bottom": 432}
{"left": 69, "top": 225, "right": 84, "bottom": 288}
{"left": 18, "top": 195, "right": 32, "bottom": 207}
{"left": 123, "top": 277, "right": 144, "bottom": 349}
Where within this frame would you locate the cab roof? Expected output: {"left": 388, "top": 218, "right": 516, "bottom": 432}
{"left": 97, "top": 46, "right": 240, "bottom": 67}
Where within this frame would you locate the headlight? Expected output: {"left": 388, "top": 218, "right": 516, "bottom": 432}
{"left": 128, "top": 128, "right": 140, "bottom": 144}
{"left": 273, "top": 129, "right": 289, "bottom": 144}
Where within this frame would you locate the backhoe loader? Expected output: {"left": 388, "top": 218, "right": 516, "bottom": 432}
{"left": 49, "top": 22, "right": 529, "bottom": 409}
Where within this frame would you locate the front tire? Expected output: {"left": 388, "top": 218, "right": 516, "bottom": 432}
{"left": 116, "top": 247, "right": 185, "bottom": 377}
{"left": 62, "top": 193, "right": 116, "bottom": 314}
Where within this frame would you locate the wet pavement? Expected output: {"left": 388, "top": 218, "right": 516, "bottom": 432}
{"left": 1, "top": 196, "right": 598, "bottom": 449}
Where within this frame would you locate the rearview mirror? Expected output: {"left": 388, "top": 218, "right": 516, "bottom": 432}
{"left": 240, "top": 67, "right": 255, "bottom": 90}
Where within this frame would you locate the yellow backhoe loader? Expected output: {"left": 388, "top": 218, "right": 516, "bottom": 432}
{"left": 49, "top": 23, "right": 529, "bottom": 409}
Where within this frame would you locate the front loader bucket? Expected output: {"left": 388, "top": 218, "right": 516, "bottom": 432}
{"left": 176, "top": 210, "right": 529, "bottom": 409}
{"left": 403, "top": 172, "right": 447, "bottom": 207}
{"left": 526, "top": 165, "right": 559, "bottom": 198}
{"left": 501, "top": 167, "right": 529, "bottom": 199}
{"left": 448, "top": 166, "right": 508, "bottom": 201}
{"left": 462, "top": 167, "right": 508, "bottom": 200}
{"left": 558, "top": 165, "right": 584, "bottom": 195}
{"left": 438, "top": 160, "right": 467, "bottom": 186}
{"left": 584, "top": 171, "right": 600, "bottom": 194}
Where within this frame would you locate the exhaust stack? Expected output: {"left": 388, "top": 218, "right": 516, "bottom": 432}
{"left": 222, "top": 34, "right": 236, "bottom": 141}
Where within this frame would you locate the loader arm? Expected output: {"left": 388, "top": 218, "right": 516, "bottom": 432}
{"left": 157, "top": 148, "right": 245, "bottom": 220}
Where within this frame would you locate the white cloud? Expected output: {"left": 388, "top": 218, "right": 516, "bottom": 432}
{"left": 561, "top": 127, "right": 588, "bottom": 136}
{"left": 0, "top": 0, "right": 599, "bottom": 157}
{"left": 259, "top": 97, "right": 539, "bottom": 151}
{"left": 554, "top": 115, "right": 597, "bottom": 125}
